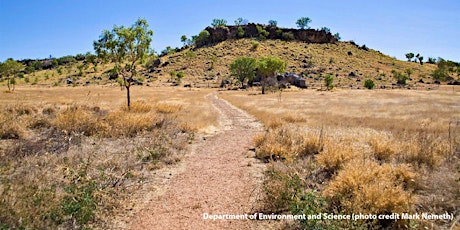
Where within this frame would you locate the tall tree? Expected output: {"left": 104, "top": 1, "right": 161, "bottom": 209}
{"left": 230, "top": 57, "right": 257, "bottom": 87}
{"left": 296, "top": 17, "right": 312, "bottom": 29}
{"left": 0, "top": 59, "right": 24, "bottom": 92}
{"left": 268, "top": 20, "right": 278, "bottom": 27}
{"left": 93, "top": 18, "right": 153, "bottom": 109}
{"left": 257, "top": 57, "right": 286, "bottom": 94}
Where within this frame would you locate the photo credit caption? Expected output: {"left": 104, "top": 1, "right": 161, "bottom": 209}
{"left": 203, "top": 212, "right": 455, "bottom": 221}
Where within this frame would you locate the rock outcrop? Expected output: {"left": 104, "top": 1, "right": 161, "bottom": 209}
{"left": 198, "top": 23, "right": 337, "bottom": 48}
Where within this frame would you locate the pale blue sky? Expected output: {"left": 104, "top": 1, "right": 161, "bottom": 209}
{"left": 0, "top": 0, "right": 459, "bottom": 62}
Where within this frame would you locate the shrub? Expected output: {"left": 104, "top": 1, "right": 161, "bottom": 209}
{"left": 324, "top": 74, "right": 334, "bottom": 90}
{"left": 193, "top": 30, "right": 210, "bottom": 47}
{"left": 256, "top": 25, "right": 269, "bottom": 39}
{"left": 323, "top": 161, "right": 415, "bottom": 219}
{"left": 237, "top": 26, "right": 245, "bottom": 38}
{"left": 281, "top": 32, "right": 295, "bottom": 41}
{"left": 250, "top": 41, "right": 260, "bottom": 51}
{"left": 364, "top": 79, "right": 375, "bottom": 89}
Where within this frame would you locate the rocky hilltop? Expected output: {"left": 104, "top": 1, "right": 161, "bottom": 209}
{"left": 197, "top": 23, "right": 337, "bottom": 47}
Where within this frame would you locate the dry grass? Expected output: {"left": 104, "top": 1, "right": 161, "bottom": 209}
{"left": 221, "top": 88, "right": 459, "bottom": 229}
{"left": 0, "top": 86, "right": 218, "bottom": 229}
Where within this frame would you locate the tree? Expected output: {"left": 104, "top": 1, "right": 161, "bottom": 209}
{"left": 257, "top": 57, "right": 286, "bottom": 94}
{"left": 268, "top": 20, "right": 278, "bottom": 27}
{"left": 93, "top": 18, "right": 153, "bottom": 109}
{"left": 333, "top": 33, "right": 341, "bottom": 41}
{"left": 418, "top": 55, "right": 424, "bottom": 65}
{"left": 193, "top": 30, "right": 210, "bottom": 47}
{"left": 320, "top": 27, "right": 331, "bottom": 33}
{"left": 234, "top": 17, "right": 248, "bottom": 26}
{"left": 405, "top": 53, "right": 415, "bottom": 62}
{"left": 180, "top": 35, "right": 191, "bottom": 47}
{"left": 0, "top": 59, "right": 24, "bottom": 92}
{"left": 324, "top": 74, "right": 334, "bottom": 90}
{"left": 211, "top": 18, "right": 227, "bottom": 27}
{"left": 296, "top": 17, "right": 311, "bottom": 29}
{"left": 230, "top": 57, "right": 257, "bottom": 87}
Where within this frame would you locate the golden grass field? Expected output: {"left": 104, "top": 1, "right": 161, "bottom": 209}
{"left": 220, "top": 86, "right": 460, "bottom": 229}
{"left": 0, "top": 86, "right": 218, "bottom": 229}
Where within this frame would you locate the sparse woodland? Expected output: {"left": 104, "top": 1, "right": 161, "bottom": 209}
{"left": 0, "top": 18, "right": 459, "bottom": 229}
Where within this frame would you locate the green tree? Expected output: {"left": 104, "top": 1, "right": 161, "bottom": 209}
{"left": 364, "top": 79, "right": 375, "bottom": 89}
{"left": 180, "top": 35, "right": 191, "bottom": 47}
{"left": 296, "top": 17, "right": 312, "bottom": 29}
{"left": 234, "top": 17, "right": 248, "bottom": 26}
{"left": 0, "top": 59, "right": 24, "bottom": 91}
{"left": 93, "top": 18, "right": 153, "bottom": 109}
{"left": 230, "top": 57, "right": 257, "bottom": 87}
{"left": 417, "top": 55, "right": 424, "bottom": 65}
{"left": 405, "top": 53, "right": 415, "bottom": 62}
{"left": 324, "top": 74, "right": 334, "bottom": 90}
{"left": 211, "top": 18, "right": 227, "bottom": 27}
{"left": 268, "top": 20, "right": 277, "bottom": 27}
{"left": 257, "top": 57, "right": 286, "bottom": 94}
{"left": 237, "top": 27, "right": 245, "bottom": 38}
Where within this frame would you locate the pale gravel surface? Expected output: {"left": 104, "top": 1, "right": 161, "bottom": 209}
{"left": 126, "top": 92, "right": 272, "bottom": 230}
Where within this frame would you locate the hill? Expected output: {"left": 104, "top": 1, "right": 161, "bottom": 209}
{"left": 151, "top": 38, "right": 437, "bottom": 89}
{"left": 2, "top": 36, "right": 443, "bottom": 90}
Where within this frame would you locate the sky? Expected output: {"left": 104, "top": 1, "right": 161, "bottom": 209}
{"left": 0, "top": 0, "right": 459, "bottom": 62}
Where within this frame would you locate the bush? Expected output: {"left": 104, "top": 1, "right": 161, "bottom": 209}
{"left": 193, "top": 30, "right": 210, "bottom": 47}
{"left": 237, "top": 26, "right": 245, "bottom": 38}
{"left": 364, "top": 79, "right": 375, "bottom": 89}
{"left": 256, "top": 25, "right": 269, "bottom": 39}
{"left": 324, "top": 74, "right": 334, "bottom": 90}
{"left": 281, "top": 32, "right": 295, "bottom": 41}
{"left": 250, "top": 41, "right": 260, "bottom": 51}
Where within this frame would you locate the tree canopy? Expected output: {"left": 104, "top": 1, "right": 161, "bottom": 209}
{"left": 296, "top": 17, "right": 311, "bottom": 29}
{"left": 0, "top": 59, "right": 24, "bottom": 91}
{"left": 93, "top": 18, "right": 153, "bottom": 108}
{"left": 230, "top": 57, "right": 257, "bottom": 87}
{"left": 257, "top": 57, "right": 286, "bottom": 94}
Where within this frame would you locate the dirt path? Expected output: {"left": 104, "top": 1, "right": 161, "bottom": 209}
{"left": 127, "top": 92, "right": 266, "bottom": 229}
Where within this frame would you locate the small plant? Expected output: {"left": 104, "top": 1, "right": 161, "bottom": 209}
{"left": 391, "top": 69, "right": 408, "bottom": 85}
{"left": 250, "top": 41, "right": 260, "bottom": 51}
{"left": 324, "top": 74, "right": 334, "bottom": 90}
{"left": 237, "top": 26, "right": 245, "bottom": 38}
{"left": 364, "top": 79, "right": 375, "bottom": 89}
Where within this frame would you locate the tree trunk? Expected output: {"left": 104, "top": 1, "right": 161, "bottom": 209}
{"left": 6, "top": 77, "right": 10, "bottom": 91}
{"left": 126, "top": 85, "right": 131, "bottom": 109}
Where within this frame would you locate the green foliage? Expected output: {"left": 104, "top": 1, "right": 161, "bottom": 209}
{"left": 268, "top": 20, "right": 277, "bottom": 27}
{"left": 176, "top": 71, "right": 185, "bottom": 83}
{"left": 230, "top": 57, "right": 257, "bottom": 87}
{"left": 405, "top": 68, "right": 413, "bottom": 78}
{"left": 405, "top": 53, "right": 415, "bottom": 61}
{"left": 364, "top": 79, "right": 375, "bottom": 89}
{"left": 61, "top": 160, "right": 98, "bottom": 226}
{"left": 257, "top": 56, "right": 286, "bottom": 94}
{"left": 256, "top": 25, "right": 269, "bottom": 39}
{"left": 427, "top": 57, "right": 437, "bottom": 64}
{"left": 391, "top": 69, "right": 408, "bottom": 85}
{"left": 0, "top": 59, "right": 24, "bottom": 91}
{"left": 251, "top": 41, "right": 260, "bottom": 51}
{"left": 296, "top": 17, "right": 312, "bottom": 29}
{"left": 333, "top": 32, "right": 341, "bottom": 40}
{"left": 211, "top": 18, "right": 227, "bottom": 27}
{"left": 281, "top": 32, "right": 295, "bottom": 41}
{"left": 31, "top": 60, "right": 43, "bottom": 70}
{"left": 193, "top": 30, "right": 210, "bottom": 47}
{"left": 237, "top": 27, "right": 245, "bottom": 38}
{"left": 324, "top": 74, "right": 334, "bottom": 90}
{"left": 432, "top": 68, "right": 449, "bottom": 81}
{"left": 93, "top": 18, "right": 153, "bottom": 108}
